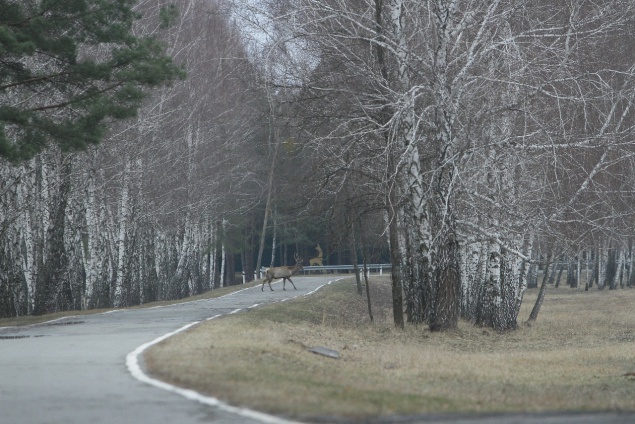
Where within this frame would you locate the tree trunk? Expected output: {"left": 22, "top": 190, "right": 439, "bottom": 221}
{"left": 475, "top": 237, "right": 502, "bottom": 329}
{"left": 209, "top": 220, "right": 217, "bottom": 289}
{"left": 460, "top": 237, "right": 482, "bottom": 321}
{"left": 270, "top": 209, "right": 277, "bottom": 267}
{"left": 555, "top": 262, "right": 565, "bottom": 288}
{"left": 611, "top": 246, "right": 625, "bottom": 289}
{"left": 598, "top": 245, "right": 608, "bottom": 290}
{"left": 575, "top": 255, "right": 580, "bottom": 290}
{"left": 34, "top": 157, "right": 72, "bottom": 315}
{"left": 387, "top": 203, "right": 404, "bottom": 329}
{"left": 528, "top": 250, "right": 553, "bottom": 322}
{"left": 628, "top": 244, "right": 635, "bottom": 287}
{"left": 256, "top": 101, "right": 281, "bottom": 275}
{"left": 362, "top": 244, "right": 373, "bottom": 322}
{"left": 566, "top": 258, "right": 577, "bottom": 288}
{"left": 225, "top": 251, "right": 235, "bottom": 286}
{"left": 349, "top": 219, "right": 362, "bottom": 295}
{"left": 18, "top": 161, "right": 37, "bottom": 314}
{"left": 219, "top": 240, "right": 226, "bottom": 289}
{"left": 113, "top": 160, "right": 131, "bottom": 308}
{"left": 429, "top": 225, "right": 460, "bottom": 332}
{"left": 513, "top": 233, "right": 535, "bottom": 323}
{"left": 547, "top": 258, "right": 558, "bottom": 285}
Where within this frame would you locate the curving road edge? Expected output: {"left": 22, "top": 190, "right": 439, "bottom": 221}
{"left": 126, "top": 278, "right": 343, "bottom": 424}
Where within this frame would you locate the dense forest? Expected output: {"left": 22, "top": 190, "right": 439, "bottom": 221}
{"left": 2, "top": 0, "right": 635, "bottom": 332}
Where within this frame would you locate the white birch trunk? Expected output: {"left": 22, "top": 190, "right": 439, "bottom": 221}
{"left": 135, "top": 157, "right": 144, "bottom": 303}
{"left": 612, "top": 246, "right": 625, "bottom": 289}
{"left": 390, "top": 0, "right": 430, "bottom": 259}
{"left": 458, "top": 239, "right": 469, "bottom": 313}
{"left": 39, "top": 158, "right": 51, "bottom": 264}
{"left": 586, "top": 250, "right": 592, "bottom": 289}
{"left": 389, "top": 0, "right": 434, "bottom": 324}
{"left": 17, "top": 163, "right": 37, "bottom": 314}
{"left": 628, "top": 247, "right": 635, "bottom": 287}
{"left": 102, "top": 168, "right": 118, "bottom": 291}
{"left": 598, "top": 244, "right": 607, "bottom": 289}
{"left": 113, "top": 160, "right": 131, "bottom": 307}
{"left": 459, "top": 236, "right": 481, "bottom": 318}
{"left": 175, "top": 213, "right": 192, "bottom": 296}
{"left": 155, "top": 229, "right": 166, "bottom": 298}
{"left": 219, "top": 242, "right": 226, "bottom": 289}
{"left": 201, "top": 216, "right": 210, "bottom": 288}
{"left": 576, "top": 254, "right": 581, "bottom": 290}
{"left": 515, "top": 232, "right": 535, "bottom": 314}
{"left": 270, "top": 210, "right": 277, "bottom": 267}
{"left": 209, "top": 220, "right": 217, "bottom": 289}
{"left": 219, "top": 219, "right": 227, "bottom": 288}
{"left": 488, "top": 237, "right": 502, "bottom": 318}
{"left": 82, "top": 161, "right": 99, "bottom": 310}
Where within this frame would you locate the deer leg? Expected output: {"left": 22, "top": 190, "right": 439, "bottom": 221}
{"left": 262, "top": 277, "right": 274, "bottom": 291}
{"left": 282, "top": 278, "right": 286, "bottom": 291}
{"left": 288, "top": 277, "right": 297, "bottom": 290}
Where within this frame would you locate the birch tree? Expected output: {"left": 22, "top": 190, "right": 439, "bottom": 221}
{"left": 0, "top": 0, "right": 266, "bottom": 316}
{"left": 264, "top": 0, "right": 635, "bottom": 331}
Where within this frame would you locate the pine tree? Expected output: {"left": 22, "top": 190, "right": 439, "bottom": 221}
{"left": 0, "top": 0, "right": 184, "bottom": 162}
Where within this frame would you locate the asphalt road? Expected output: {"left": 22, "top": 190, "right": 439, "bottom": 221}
{"left": 0, "top": 276, "right": 334, "bottom": 424}
{"left": 1, "top": 275, "right": 632, "bottom": 424}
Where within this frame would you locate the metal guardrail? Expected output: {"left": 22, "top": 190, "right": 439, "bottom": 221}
{"left": 300, "top": 264, "right": 392, "bottom": 275}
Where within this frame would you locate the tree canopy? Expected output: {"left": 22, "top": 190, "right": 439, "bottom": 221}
{"left": 0, "top": 0, "right": 184, "bottom": 162}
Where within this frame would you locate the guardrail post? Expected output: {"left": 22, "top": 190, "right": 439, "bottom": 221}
{"left": 242, "top": 271, "right": 245, "bottom": 284}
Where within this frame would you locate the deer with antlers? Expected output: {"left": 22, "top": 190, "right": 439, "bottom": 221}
{"left": 262, "top": 253, "right": 303, "bottom": 291}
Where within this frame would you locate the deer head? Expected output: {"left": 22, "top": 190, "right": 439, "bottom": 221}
{"left": 292, "top": 253, "right": 304, "bottom": 271}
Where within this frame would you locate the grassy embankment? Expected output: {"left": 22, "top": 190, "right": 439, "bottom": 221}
{"left": 144, "top": 277, "right": 635, "bottom": 421}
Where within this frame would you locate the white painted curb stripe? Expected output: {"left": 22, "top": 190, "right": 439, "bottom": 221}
{"left": 126, "top": 321, "right": 303, "bottom": 424}
{"left": 126, "top": 278, "right": 343, "bottom": 424}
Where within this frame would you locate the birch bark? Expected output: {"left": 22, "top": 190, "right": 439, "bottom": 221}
{"left": 514, "top": 233, "right": 535, "bottom": 320}
{"left": 219, "top": 219, "right": 227, "bottom": 288}
{"left": 82, "top": 154, "right": 101, "bottom": 310}
{"left": 113, "top": 160, "right": 131, "bottom": 308}
{"left": 18, "top": 162, "right": 37, "bottom": 314}
{"left": 209, "top": 220, "right": 218, "bottom": 289}
{"left": 528, "top": 248, "right": 552, "bottom": 323}
{"left": 389, "top": 0, "right": 433, "bottom": 325}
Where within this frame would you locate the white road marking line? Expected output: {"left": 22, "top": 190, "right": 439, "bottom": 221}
{"left": 126, "top": 321, "right": 303, "bottom": 424}
{"left": 126, "top": 278, "right": 344, "bottom": 424}
{"left": 205, "top": 314, "right": 223, "bottom": 321}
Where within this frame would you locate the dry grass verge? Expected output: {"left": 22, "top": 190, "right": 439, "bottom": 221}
{"left": 144, "top": 279, "right": 635, "bottom": 421}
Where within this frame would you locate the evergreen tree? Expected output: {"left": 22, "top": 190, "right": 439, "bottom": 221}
{"left": 0, "top": 0, "right": 184, "bottom": 162}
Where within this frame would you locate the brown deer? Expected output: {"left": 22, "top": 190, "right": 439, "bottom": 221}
{"left": 262, "top": 253, "right": 303, "bottom": 291}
